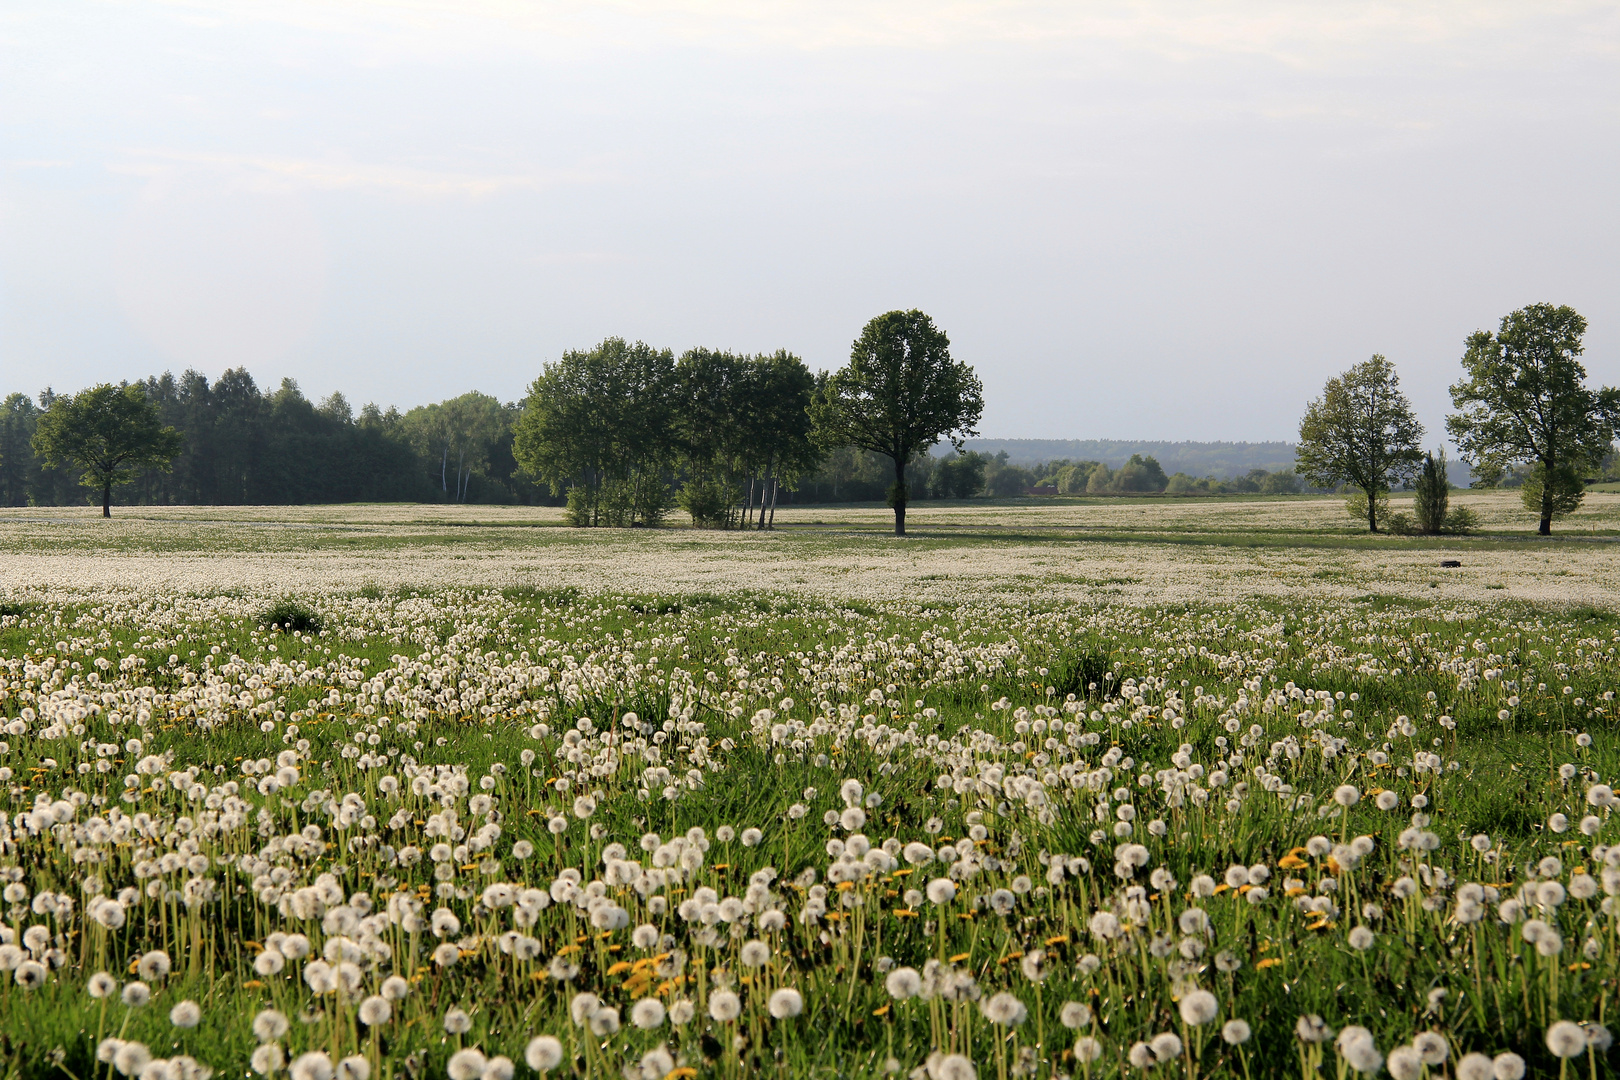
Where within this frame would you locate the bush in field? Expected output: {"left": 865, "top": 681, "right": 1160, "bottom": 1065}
{"left": 1445, "top": 505, "right": 1481, "bottom": 534}
{"left": 262, "top": 598, "right": 322, "bottom": 635}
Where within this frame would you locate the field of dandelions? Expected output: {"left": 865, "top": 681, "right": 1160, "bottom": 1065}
{"left": 4, "top": 498, "right": 1620, "bottom": 1080}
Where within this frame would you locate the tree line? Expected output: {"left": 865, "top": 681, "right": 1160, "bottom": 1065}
{"left": 4, "top": 310, "right": 983, "bottom": 535}
{"left": 11, "top": 302, "right": 1607, "bottom": 536}
{"left": 0, "top": 375, "right": 543, "bottom": 512}
{"left": 1297, "top": 302, "right": 1617, "bottom": 535}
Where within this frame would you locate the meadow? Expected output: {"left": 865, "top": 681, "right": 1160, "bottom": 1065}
{"left": 2, "top": 492, "right": 1619, "bottom": 1080}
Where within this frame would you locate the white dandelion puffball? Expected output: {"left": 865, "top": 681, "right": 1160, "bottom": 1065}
{"left": 250, "top": 1044, "right": 285, "bottom": 1077}
{"left": 708, "top": 990, "right": 742, "bottom": 1022}
{"left": 1386, "top": 1046, "right": 1422, "bottom": 1080}
{"left": 169, "top": 1000, "right": 202, "bottom": 1028}
{"left": 1150, "top": 1032, "right": 1183, "bottom": 1061}
{"left": 768, "top": 988, "right": 804, "bottom": 1018}
{"left": 1073, "top": 1036, "right": 1102, "bottom": 1063}
{"left": 524, "top": 1037, "right": 563, "bottom": 1073}
{"left": 336, "top": 1056, "right": 370, "bottom": 1080}
{"left": 121, "top": 982, "right": 152, "bottom": 1008}
{"left": 1411, "top": 1032, "right": 1447, "bottom": 1065}
{"left": 1546, "top": 1020, "right": 1587, "bottom": 1058}
{"left": 981, "top": 992, "right": 1027, "bottom": 1027}
{"left": 253, "top": 1010, "right": 290, "bottom": 1042}
{"left": 137, "top": 951, "right": 171, "bottom": 981}
{"left": 927, "top": 878, "right": 957, "bottom": 905}
{"left": 1222, "top": 1020, "right": 1251, "bottom": 1045}
{"left": 1492, "top": 1053, "right": 1526, "bottom": 1080}
{"left": 358, "top": 996, "right": 391, "bottom": 1026}
{"left": 1177, "top": 989, "right": 1218, "bottom": 1026}
{"left": 631, "top": 998, "right": 666, "bottom": 1030}
{"left": 886, "top": 967, "right": 922, "bottom": 999}
{"left": 1059, "top": 1002, "right": 1093, "bottom": 1029}
{"left": 289, "top": 1052, "right": 334, "bottom": 1080}
{"left": 445, "top": 1050, "right": 486, "bottom": 1080}
{"left": 113, "top": 1042, "right": 152, "bottom": 1078}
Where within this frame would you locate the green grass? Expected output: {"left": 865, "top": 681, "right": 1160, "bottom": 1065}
{"left": 0, "top": 584, "right": 1618, "bottom": 1078}
{"left": 2, "top": 500, "right": 1620, "bottom": 1077}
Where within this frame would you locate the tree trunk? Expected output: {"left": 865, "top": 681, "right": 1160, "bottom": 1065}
{"left": 441, "top": 444, "right": 449, "bottom": 495}
{"left": 745, "top": 475, "right": 756, "bottom": 529}
{"left": 102, "top": 479, "right": 112, "bottom": 518}
{"left": 768, "top": 476, "right": 779, "bottom": 529}
{"left": 893, "top": 457, "right": 907, "bottom": 536}
{"left": 1365, "top": 485, "right": 1378, "bottom": 533}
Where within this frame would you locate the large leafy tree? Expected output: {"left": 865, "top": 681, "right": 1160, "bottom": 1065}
{"left": 746, "top": 350, "right": 820, "bottom": 529}
{"left": 1447, "top": 303, "right": 1618, "bottom": 535}
{"left": 32, "top": 383, "right": 183, "bottom": 517}
{"left": 810, "top": 310, "right": 984, "bottom": 535}
{"left": 0, "top": 393, "right": 42, "bottom": 507}
{"left": 513, "top": 338, "right": 675, "bottom": 527}
{"left": 672, "top": 348, "right": 752, "bottom": 527}
{"left": 401, "top": 392, "right": 511, "bottom": 502}
{"left": 1295, "top": 355, "right": 1424, "bottom": 533}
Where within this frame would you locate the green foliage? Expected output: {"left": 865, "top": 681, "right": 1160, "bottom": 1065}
{"left": 930, "top": 450, "right": 987, "bottom": 498}
{"left": 1085, "top": 462, "right": 1113, "bottom": 493}
{"left": 982, "top": 452, "right": 1034, "bottom": 497}
{"left": 1413, "top": 450, "right": 1450, "bottom": 534}
{"left": 1519, "top": 462, "right": 1586, "bottom": 522}
{"left": 1297, "top": 355, "right": 1425, "bottom": 532}
{"left": 1448, "top": 303, "right": 1618, "bottom": 535}
{"left": 1114, "top": 453, "right": 1168, "bottom": 492}
{"left": 1445, "top": 505, "right": 1481, "bottom": 534}
{"left": 261, "top": 598, "right": 323, "bottom": 635}
{"left": 514, "top": 339, "right": 676, "bottom": 528}
{"left": 674, "top": 348, "right": 818, "bottom": 529}
{"left": 810, "top": 310, "right": 984, "bottom": 534}
{"left": 399, "top": 391, "right": 515, "bottom": 502}
{"left": 959, "top": 438, "right": 1297, "bottom": 477}
{"left": 677, "top": 476, "right": 741, "bottom": 528}
{"left": 31, "top": 383, "right": 184, "bottom": 516}
{"left": 1258, "top": 467, "right": 1302, "bottom": 494}
{"left": 1344, "top": 489, "right": 1391, "bottom": 529}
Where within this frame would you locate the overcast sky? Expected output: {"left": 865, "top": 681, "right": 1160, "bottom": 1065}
{"left": 2, "top": 2, "right": 1616, "bottom": 441}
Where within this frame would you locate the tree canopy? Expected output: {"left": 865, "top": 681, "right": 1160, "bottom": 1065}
{"left": 1295, "top": 355, "right": 1424, "bottom": 533}
{"left": 512, "top": 339, "right": 677, "bottom": 527}
{"left": 31, "top": 383, "right": 184, "bottom": 517}
{"left": 1447, "top": 303, "right": 1618, "bottom": 535}
{"left": 810, "top": 310, "right": 984, "bottom": 535}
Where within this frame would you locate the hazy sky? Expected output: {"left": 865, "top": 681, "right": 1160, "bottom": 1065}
{"left": 3, "top": 2, "right": 1617, "bottom": 441}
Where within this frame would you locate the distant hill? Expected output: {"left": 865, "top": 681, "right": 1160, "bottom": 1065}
{"left": 939, "top": 439, "right": 1296, "bottom": 479}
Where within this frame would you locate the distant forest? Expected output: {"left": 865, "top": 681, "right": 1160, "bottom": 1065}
{"left": 2, "top": 369, "right": 1363, "bottom": 509}
{"left": 950, "top": 439, "right": 1297, "bottom": 475}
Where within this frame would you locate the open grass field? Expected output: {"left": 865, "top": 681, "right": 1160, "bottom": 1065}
{"left": 2, "top": 492, "right": 1620, "bottom": 1079}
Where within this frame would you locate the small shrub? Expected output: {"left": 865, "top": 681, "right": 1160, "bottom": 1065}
{"left": 1384, "top": 511, "right": 1419, "bottom": 535}
{"left": 263, "top": 599, "right": 323, "bottom": 635}
{"left": 678, "top": 478, "right": 738, "bottom": 529}
{"left": 1444, "top": 506, "right": 1481, "bottom": 534}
